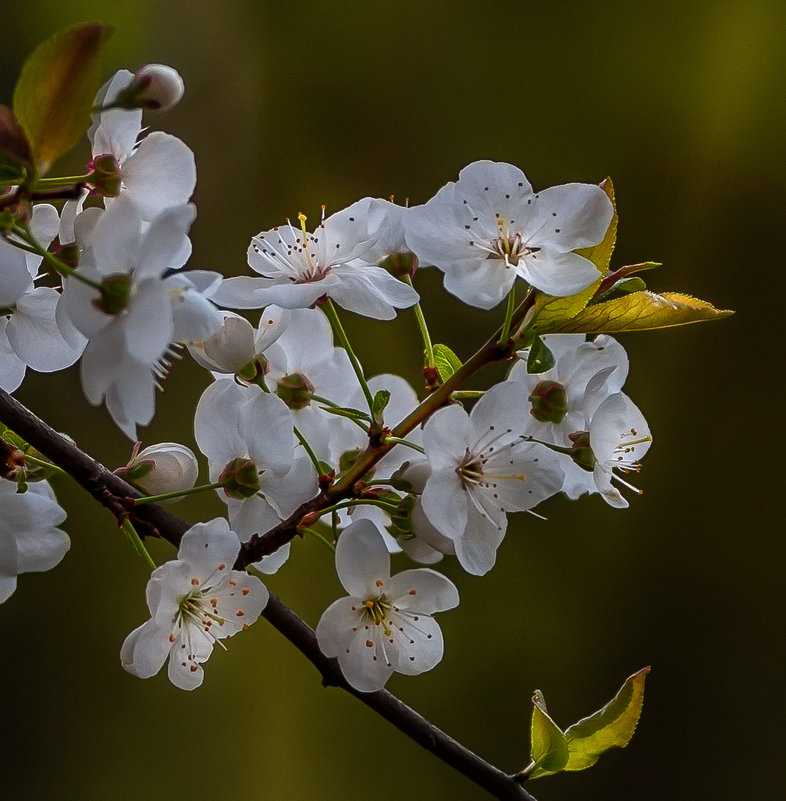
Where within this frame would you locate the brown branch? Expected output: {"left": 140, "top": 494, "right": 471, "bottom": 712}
{"left": 0, "top": 386, "right": 539, "bottom": 801}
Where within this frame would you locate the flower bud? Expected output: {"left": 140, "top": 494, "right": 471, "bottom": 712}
{"left": 568, "top": 431, "right": 595, "bottom": 472}
{"left": 276, "top": 372, "right": 314, "bottom": 410}
{"left": 528, "top": 380, "right": 568, "bottom": 424}
{"left": 95, "top": 274, "right": 132, "bottom": 315}
{"left": 116, "top": 443, "right": 198, "bottom": 498}
{"left": 218, "top": 458, "right": 261, "bottom": 499}
{"left": 128, "top": 64, "right": 185, "bottom": 110}
{"left": 189, "top": 314, "right": 256, "bottom": 374}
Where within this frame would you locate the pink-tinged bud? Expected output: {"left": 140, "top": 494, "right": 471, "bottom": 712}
{"left": 528, "top": 380, "right": 568, "bottom": 424}
{"left": 86, "top": 154, "right": 121, "bottom": 197}
{"left": 218, "top": 458, "right": 261, "bottom": 499}
{"left": 276, "top": 372, "right": 314, "bottom": 410}
{"left": 117, "top": 443, "right": 198, "bottom": 499}
{"left": 129, "top": 64, "right": 185, "bottom": 110}
{"left": 568, "top": 431, "right": 595, "bottom": 472}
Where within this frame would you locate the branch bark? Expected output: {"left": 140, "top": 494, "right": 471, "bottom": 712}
{"left": 0, "top": 385, "right": 539, "bottom": 801}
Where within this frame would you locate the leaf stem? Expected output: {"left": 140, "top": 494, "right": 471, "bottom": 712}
{"left": 321, "top": 299, "right": 374, "bottom": 411}
{"left": 293, "top": 425, "right": 323, "bottom": 475}
{"left": 132, "top": 481, "right": 226, "bottom": 505}
{"left": 120, "top": 518, "right": 156, "bottom": 569}
{"left": 499, "top": 288, "right": 517, "bottom": 346}
{"left": 301, "top": 526, "right": 336, "bottom": 553}
{"left": 405, "top": 274, "right": 434, "bottom": 367}
{"left": 384, "top": 436, "right": 425, "bottom": 454}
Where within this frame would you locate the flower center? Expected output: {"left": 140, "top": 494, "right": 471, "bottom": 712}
{"left": 488, "top": 219, "right": 539, "bottom": 267}
{"left": 176, "top": 589, "right": 225, "bottom": 632}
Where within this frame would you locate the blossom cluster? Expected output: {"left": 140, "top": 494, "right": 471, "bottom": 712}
{"left": 2, "top": 66, "right": 660, "bottom": 696}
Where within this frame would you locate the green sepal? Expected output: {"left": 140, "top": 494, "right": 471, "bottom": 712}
{"left": 13, "top": 23, "right": 114, "bottom": 173}
{"left": 562, "top": 666, "right": 650, "bottom": 771}
{"left": 544, "top": 290, "right": 734, "bottom": 334}
{"left": 526, "top": 335, "right": 555, "bottom": 374}
{"left": 433, "top": 343, "right": 463, "bottom": 382}
{"left": 526, "top": 690, "right": 569, "bottom": 779}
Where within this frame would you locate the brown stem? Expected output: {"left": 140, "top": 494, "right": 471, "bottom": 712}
{"left": 238, "top": 289, "right": 538, "bottom": 566}
{"left": 0, "top": 386, "right": 538, "bottom": 801}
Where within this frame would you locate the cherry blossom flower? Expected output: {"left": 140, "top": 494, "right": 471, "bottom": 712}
{"left": 316, "top": 520, "right": 459, "bottom": 692}
{"left": 510, "top": 334, "right": 629, "bottom": 498}
{"left": 120, "top": 518, "right": 267, "bottom": 690}
{"left": 0, "top": 479, "right": 69, "bottom": 603}
{"left": 212, "top": 201, "right": 419, "bottom": 320}
{"left": 405, "top": 160, "right": 614, "bottom": 308}
{"left": 0, "top": 204, "right": 85, "bottom": 392}
{"left": 420, "top": 382, "right": 564, "bottom": 575}
{"left": 59, "top": 196, "right": 222, "bottom": 437}
{"left": 581, "top": 392, "right": 652, "bottom": 508}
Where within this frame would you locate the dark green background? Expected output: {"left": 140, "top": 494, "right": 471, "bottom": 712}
{"left": 1, "top": 2, "right": 782, "bottom": 800}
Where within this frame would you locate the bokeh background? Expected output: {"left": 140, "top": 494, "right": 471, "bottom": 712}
{"left": 1, "top": 1, "right": 783, "bottom": 799}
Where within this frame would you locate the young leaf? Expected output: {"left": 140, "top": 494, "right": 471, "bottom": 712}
{"left": 13, "top": 23, "right": 114, "bottom": 172}
{"left": 526, "top": 335, "right": 555, "bottom": 374}
{"left": 0, "top": 106, "right": 32, "bottom": 181}
{"left": 529, "top": 277, "right": 602, "bottom": 334}
{"left": 526, "top": 690, "right": 569, "bottom": 779}
{"left": 433, "top": 343, "right": 463, "bottom": 381}
{"left": 576, "top": 177, "right": 617, "bottom": 272}
{"left": 371, "top": 389, "right": 391, "bottom": 424}
{"left": 563, "top": 666, "right": 650, "bottom": 771}
{"left": 545, "top": 290, "right": 734, "bottom": 334}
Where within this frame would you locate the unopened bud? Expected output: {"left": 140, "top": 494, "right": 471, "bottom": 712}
{"left": 86, "top": 154, "right": 121, "bottom": 197}
{"left": 568, "top": 431, "right": 595, "bottom": 472}
{"left": 124, "top": 64, "right": 185, "bottom": 111}
{"left": 189, "top": 314, "right": 257, "bottom": 374}
{"left": 277, "top": 372, "right": 314, "bottom": 410}
{"left": 528, "top": 380, "right": 568, "bottom": 424}
{"left": 116, "top": 442, "right": 198, "bottom": 500}
{"left": 218, "top": 458, "right": 261, "bottom": 499}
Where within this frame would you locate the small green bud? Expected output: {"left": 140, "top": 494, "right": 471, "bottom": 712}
{"left": 94, "top": 274, "right": 132, "bottom": 315}
{"left": 237, "top": 356, "right": 268, "bottom": 383}
{"left": 339, "top": 448, "right": 363, "bottom": 474}
{"left": 528, "top": 380, "right": 568, "bottom": 424}
{"left": 276, "top": 372, "right": 314, "bottom": 410}
{"left": 568, "top": 430, "right": 595, "bottom": 471}
{"left": 218, "top": 458, "right": 261, "bottom": 499}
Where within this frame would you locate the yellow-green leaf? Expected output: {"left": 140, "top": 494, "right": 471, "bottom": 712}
{"left": 527, "top": 690, "right": 569, "bottom": 779}
{"left": 13, "top": 23, "right": 114, "bottom": 173}
{"left": 576, "top": 177, "right": 617, "bottom": 272}
{"left": 433, "top": 343, "right": 463, "bottom": 381}
{"left": 529, "top": 277, "right": 603, "bottom": 334}
{"left": 563, "top": 667, "right": 650, "bottom": 771}
{"left": 544, "top": 290, "right": 734, "bottom": 334}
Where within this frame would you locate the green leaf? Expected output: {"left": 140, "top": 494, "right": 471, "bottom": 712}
{"left": 563, "top": 667, "right": 650, "bottom": 771}
{"left": 13, "top": 23, "right": 114, "bottom": 172}
{"left": 544, "top": 290, "right": 734, "bottom": 334}
{"left": 433, "top": 343, "right": 463, "bottom": 381}
{"left": 593, "top": 276, "right": 648, "bottom": 303}
{"left": 527, "top": 690, "right": 569, "bottom": 779}
{"left": 526, "top": 335, "right": 555, "bottom": 374}
{"left": 529, "top": 277, "right": 603, "bottom": 335}
{"left": 576, "top": 177, "right": 617, "bottom": 272}
{"left": 371, "top": 389, "right": 391, "bottom": 424}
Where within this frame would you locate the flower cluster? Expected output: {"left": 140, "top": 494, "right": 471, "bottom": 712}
{"left": 6, "top": 59, "right": 728, "bottom": 707}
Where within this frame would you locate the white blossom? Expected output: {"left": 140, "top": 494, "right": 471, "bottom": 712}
{"left": 117, "top": 442, "right": 199, "bottom": 498}
{"left": 120, "top": 518, "right": 267, "bottom": 690}
{"left": 405, "top": 160, "right": 613, "bottom": 308}
{"left": 212, "top": 201, "right": 419, "bottom": 320}
{"left": 0, "top": 480, "right": 69, "bottom": 603}
{"left": 316, "top": 520, "right": 459, "bottom": 692}
{"left": 421, "top": 382, "right": 564, "bottom": 575}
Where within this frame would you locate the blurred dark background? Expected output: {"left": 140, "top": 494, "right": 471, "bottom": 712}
{"left": 1, "top": 1, "right": 782, "bottom": 800}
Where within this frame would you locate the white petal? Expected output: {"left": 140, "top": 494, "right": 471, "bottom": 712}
{"left": 335, "top": 520, "right": 390, "bottom": 597}
{"left": 421, "top": 469, "right": 468, "bottom": 541}
{"left": 392, "top": 613, "right": 444, "bottom": 676}
{"left": 120, "top": 619, "right": 171, "bottom": 679}
{"left": 177, "top": 518, "right": 241, "bottom": 583}
{"left": 387, "top": 568, "right": 459, "bottom": 613}
{"left": 316, "top": 596, "right": 363, "bottom": 657}
{"left": 517, "top": 247, "right": 600, "bottom": 297}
